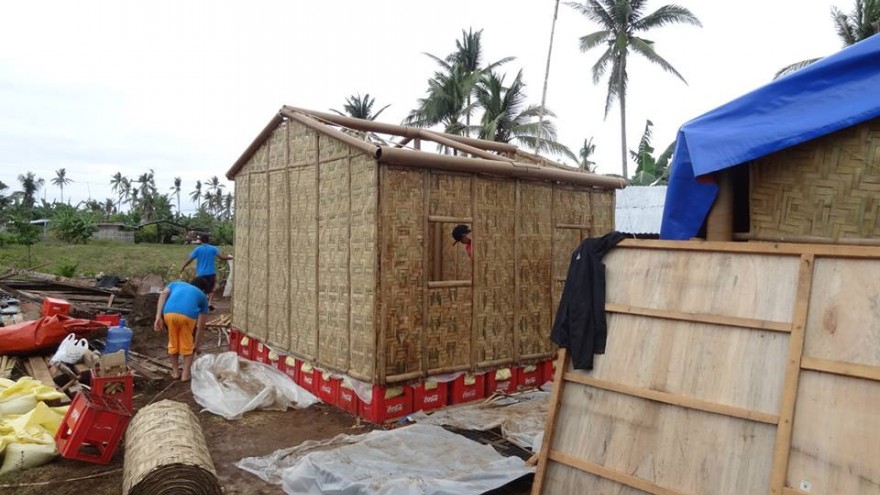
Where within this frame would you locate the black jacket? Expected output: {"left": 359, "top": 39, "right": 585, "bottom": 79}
{"left": 551, "top": 231, "right": 626, "bottom": 370}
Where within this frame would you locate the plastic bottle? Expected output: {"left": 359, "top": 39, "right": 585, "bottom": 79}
{"left": 103, "top": 318, "right": 133, "bottom": 359}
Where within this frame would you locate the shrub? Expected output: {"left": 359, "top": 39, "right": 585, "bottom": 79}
{"left": 55, "top": 258, "right": 79, "bottom": 277}
{"left": 51, "top": 208, "right": 98, "bottom": 244}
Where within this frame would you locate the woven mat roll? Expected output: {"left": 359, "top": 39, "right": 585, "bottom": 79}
{"left": 123, "top": 400, "right": 222, "bottom": 495}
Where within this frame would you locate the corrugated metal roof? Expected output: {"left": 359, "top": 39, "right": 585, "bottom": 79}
{"left": 615, "top": 186, "right": 666, "bottom": 235}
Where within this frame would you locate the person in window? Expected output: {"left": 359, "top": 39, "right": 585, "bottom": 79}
{"left": 452, "top": 224, "right": 473, "bottom": 260}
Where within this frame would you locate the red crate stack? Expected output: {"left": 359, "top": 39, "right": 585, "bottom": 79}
{"left": 359, "top": 384, "right": 413, "bottom": 423}
{"left": 316, "top": 371, "right": 340, "bottom": 405}
{"left": 541, "top": 358, "right": 557, "bottom": 385}
{"left": 237, "top": 335, "right": 255, "bottom": 360}
{"left": 412, "top": 379, "right": 448, "bottom": 412}
{"left": 279, "top": 356, "right": 298, "bottom": 383}
{"left": 486, "top": 368, "right": 517, "bottom": 395}
{"left": 517, "top": 365, "right": 542, "bottom": 390}
{"left": 56, "top": 391, "right": 132, "bottom": 464}
{"left": 449, "top": 373, "right": 485, "bottom": 404}
{"left": 338, "top": 381, "right": 360, "bottom": 415}
{"left": 91, "top": 372, "right": 134, "bottom": 413}
{"left": 254, "top": 341, "right": 270, "bottom": 364}
{"left": 298, "top": 363, "right": 318, "bottom": 394}
{"left": 228, "top": 328, "right": 242, "bottom": 353}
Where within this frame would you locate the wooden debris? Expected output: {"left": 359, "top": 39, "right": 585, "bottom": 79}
{"left": 206, "top": 314, "right": 232, "bottom": 327}
{"left": 24, "top": 356, "right": 70, "bottom": 404}
{"left": 0, "top": 355, "right": 17, "bottom": 378}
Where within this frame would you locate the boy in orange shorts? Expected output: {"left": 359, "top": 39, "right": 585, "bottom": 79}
{"left": 153, "top": 277, "right": 210, "bottom": 381}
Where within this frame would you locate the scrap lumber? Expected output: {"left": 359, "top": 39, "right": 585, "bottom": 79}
{"left": 0, "top": 355, "right": 16, "bottom": 378}
{"left": 206, "top": 314, "right": 232, "bottom": 327}
{"left": 24, "top": 356, "right": 70, "bottom": 404}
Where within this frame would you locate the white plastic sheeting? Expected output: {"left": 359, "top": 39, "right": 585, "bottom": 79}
{"left": 409, "top": 390, "right": 549, "bottom": 452}
{"left": 191, "top": 352, "right": 319, "bottom": 420}
{"left": 237, "top": 424, "right": 533, "bottom": 495}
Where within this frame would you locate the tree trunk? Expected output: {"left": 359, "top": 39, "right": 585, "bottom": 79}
{"left": 537, "top": 0, "right": 561, "bottom": 155}
{"left": 618, "top": 63, "right": 628, "bottom": 179}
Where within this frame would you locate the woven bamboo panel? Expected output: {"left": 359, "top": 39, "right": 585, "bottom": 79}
{"left": 246, "top": 146, "right": 269, "bottom": 341}
{"left": 268, "top": 123, "right": 285, "bottom": 169}
{"left": 750, "top": 118, "right": 880, "bottom": 240}
{"left": 429, "top": 173, "right": 473, "bottom": 281}
{"left": 288, "top": 160, "right": 318, "bottom": 358}
{"left": 551, "top": 186, "right": 596, "bottom": 314}
{"left": 289, "top": 120, "right": 316, "bottom": 167}
{"left": 267, "top": 168, "right": 289, "bottom": 349}
{"left": 474, "top": 177, "right": 516, "bottom": 365}
{"left": 348, "top": 151, "right": 377, "bottom": 379}
{"left": 317, "top": 154, "right": 350, "bottom": 372}
{"left": 425, "top": 287, "right": 472, "bottom": 372}
{"left": 517, "top": 182, "right": 553, "bottom": 358}
{"left": 379, "top": 167, "right": 425, "bottom": 379}
{"left": 429, "top": 172, "right": 472, "bottom": 217}
{"left": 232, "top": 172, "right": 250, "bottom": 331}
{"left": 590, "top": 189, "right": 615, "bottom": 235}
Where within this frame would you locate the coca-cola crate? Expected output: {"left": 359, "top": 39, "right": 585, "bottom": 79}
{"left": 541, "top": 358, "right": 557, "bottom": 385}
{"left": 279, "top": 355, "right": 298, "bottom": 383}
{"left": 316, "top": 371, "right": 340, "bottom": 405}
{"left": 237, "top": 335, "right": 255, "bottom": 360}
{"left": 486, "top": 368, "right": 517, "bottom": 395}
{"left": 411, "top": 379, "right": 448, "bottom": 412}
{"left": 228, "top": 328, "right": 242, "bottom": 353}
{"left": 338, "top": 382, "right": 360, "bottom": 415}
{"left": 255, "top": 341, "right": 272, "bottom": 364}
{"left": 297, "top": 363, "right": 318, "bottom": 394}
{"left": 358, "top": 384, "right": 413, "bottom": 423}
{"left": 517, "top": 364, "right": 542, "bottom": 390}
{"left": 449, "top": 373, "right": 485, "bottom": 405}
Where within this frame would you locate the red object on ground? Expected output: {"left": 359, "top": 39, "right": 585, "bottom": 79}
{"left": 255, "top": 341, "right": 271, "bottom": 364}
{"left": 517, "top": 365, "right": 542, "bottom": 390}
{"left": 56, "top": 391, "right": 132, "bottom": 464}
{"left": 541, "top": 359, "right": 556, "bottom": 385}
{"left": 359, "top": 385, "right": 413, "bottom": 423}
{"left": 91, "top": 373, "right": 134, "bottom": 413}
{"left": 237, "top": 335, "right": 255, "bottom": 360}
{"left": 316, "top": 372, "right": 340, "bottom": 405}
{"left": 449, "top": 373, "right": 486, "bottom": 405}
{"left": 278, "top": 355, "right": 298, "bottom": 383}
{"left": 42, "top": 296, "right": 71, "bottom": 317}
{"left": 95, "top": 314, "right": 121, "bottom": 326}
{"left": 486, "top": 368, "right": 517, "bottom": 395}
{"left": 411, "top": 380, "right": 448, "bottom": 412}
{"left": 338, "top": 384, "right": 360, "bottom": 415}
{"left": 0, "top": 315, "right": 108, "bottom": 355}
{"left": 298, "top": 363, "right": 318, "bottom": 394}
{"left": 228, "top": 328, "right": 241, "bottom": 353}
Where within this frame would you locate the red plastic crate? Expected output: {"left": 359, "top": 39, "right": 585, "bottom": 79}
{"left": 237, "top": 335, "right": 255, "bottom": 360}
{"left": 449, "top": 373, "right": 485, "bottom": 404}
{"left": 541, "top": 358, "right": 557, "bottom": 385}
{"left": 279, "top": 356, "right": 298, "bottom": 383}
{"left": 358, "top": 384, "right": 413, "bottom": 423}
{"left": 298, "top": 363, "right": 318, "bottom": 394}
{"left": 91, "top": 372, "right": 134, "bottom": 413}
{"left": 255, "top": 341, "right": 272, "bottom": 364}
{"left": 338, "top": 382, "right": 360, "bottom": 415}
{"left": 486, "top": 368, "right": 517, "bottom": 395}
{"left": 228, "top": 328, "right": 242, "bottom": 353}
{"left": 517, "top": 365, "right": 542, "bottom": 390}
{"left": 316, "top": 371, "right": 340, "bottom": 405}
{"left": 42, "top": 297, "right": 71, "bottom": 317}
{"left": 95, "top": 313, "right": 121, "bottom": 326}
{"left": 56, "top": 391, "right": 131, "bottom": 464}
{"left": 412, "top": 379, "right": 448, "bottom": 412}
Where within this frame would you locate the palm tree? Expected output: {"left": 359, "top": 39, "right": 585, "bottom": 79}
{"left": 567, "top": 0, "right": 701, "bottom": 179}
{"left": 17, "top": 172, "right": 45, "bottom": 209}
{"left": 223, "top": 192, "right": 234, "bottom": 220}
{"left": 190, "top": 180, "right": 202, "bottom": 210}
{"left": 110, "top": 172, "right": 126, "bottom": 211}
{"left": 579, "top": 137, "right": 598, "bottom": 171}
{"left": 120, "top": 178, "right": 132, "bottom": 213}
{"left": 331, "top": 94, "right": 390, "bottom": 121}
{"left": 202, "top": 191, "right": 215, "bottom": 214}
{"left": 776, "top": 0, "right": 880, "bottom": 78}
{"left": 51, "top": 168, "right": 73, "bottom": 203}
{"left": 472, "top": 70, "right": 576, "bottom": 160}
{"left": 628, "top": 120, "right": 675, "bottom": 185}
{"left": 103, "top": 198, "right": 116, "bottom": 218}
{"left": 205, "top": 176, "right": 225, "bottom": 197}
{"left": 170, "top": 177, "right": 182, "bottom": 214}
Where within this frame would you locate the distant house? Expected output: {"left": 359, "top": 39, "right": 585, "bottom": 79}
{"left": 92, "top": 222, "right": 134, "bottom": 243}
{"left": 29, "top": 218, "right": 50, "bottom": 241}
{"left": 615, "top": 186, "right": 666, "bottom": 237}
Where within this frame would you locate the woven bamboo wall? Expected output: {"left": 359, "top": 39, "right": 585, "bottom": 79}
{"left": 750, "top": 117, "right": 880, "bottom": 241}
{"left": 231, "top": 173, "right": 250, "bottom": 331}
{"left": 288, "top": 123, "right": 318, "bottom": 358}
{"left": 247, "top": 147, "right": 269, "bottom": 342}
{"left": 517, "top": 182, "right": 553, "bottom": 359}
{"left": 267, "top": 128, "right": 289, "bottom": 349}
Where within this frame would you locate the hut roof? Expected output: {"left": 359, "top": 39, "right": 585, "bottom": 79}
{"left": 661, "top": 35, "right": 880, "bottom": 240}
{"left": 226, "top": 106, "right": 625, "bottom": 189}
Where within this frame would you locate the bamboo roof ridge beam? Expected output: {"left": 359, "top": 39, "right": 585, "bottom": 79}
{"left": 417, "top": 129, "right": 510, "bottom": 163}
{"left": 377, "top": 147, "right": 626, "bottom": 189}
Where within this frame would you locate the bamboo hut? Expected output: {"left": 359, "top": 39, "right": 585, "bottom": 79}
{"left": 226, "top": 106, "right": 624, "bottom": 385}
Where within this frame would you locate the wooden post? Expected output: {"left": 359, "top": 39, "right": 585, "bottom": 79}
{"left": 531, "top": 348, "right": 569, "bottom": 495}
{"left": 769, "top": 254, "right": 814, "bottom": 495}
{"left": 513, "top": 180, "right": 521, "bottom": 361}
{"left": 314, "top": 133, "right": 321, "bottom": 362}
{"left": 706, "top": 169, "right": 734, "bottom": 241}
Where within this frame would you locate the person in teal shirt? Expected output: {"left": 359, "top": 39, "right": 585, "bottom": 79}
{"left": 180, "top": 234, "right": 232, "bottom": 307}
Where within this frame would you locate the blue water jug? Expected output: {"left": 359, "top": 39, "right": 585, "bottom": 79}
{"left": 104, "top": 318, "right": 133, "bottom": 359}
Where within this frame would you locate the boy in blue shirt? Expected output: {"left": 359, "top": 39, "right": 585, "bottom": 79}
{"left": 180, "top": 234, "right": 233, "bottom": 308}
{"left": 153, "top": 277, "right": 210, "bottom": 381}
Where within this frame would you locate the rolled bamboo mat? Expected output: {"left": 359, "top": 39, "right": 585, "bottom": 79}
{"left": 123, "top": 400, "right": 221, "bottom": 495}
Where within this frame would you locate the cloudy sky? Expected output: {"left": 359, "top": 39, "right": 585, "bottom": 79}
{"left": 0, "top": 0, "right": 848, "bottom": 211}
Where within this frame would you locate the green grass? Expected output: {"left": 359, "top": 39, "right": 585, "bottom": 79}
{"left": 0, "top": 241, "right": 233, "bottom": 280}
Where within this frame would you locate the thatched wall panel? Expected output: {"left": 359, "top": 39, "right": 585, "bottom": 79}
{"left": 319, "top": 132, "right": 350, "bottom": 162}
{"left": 348, "top": 152, "right": 377, "bottom": 379}
{"left": 429, "top": 173, "right": 472, "bottom": 218}
{"left": 268, "top": 125, "right": 285, "bottom": 169}
{"left": 289, "top": 161, "right": 318, "bottom": 358}
{"left": 379, "top": 167, "right": 425, "bottom": 379}
{"left": 425, "top": 287, "right": 472, "bottom": 372}
{"left": 750, "top": 118, "right": 880, "bottom": 240}
{"left": 474, "top": 177, "right": 516, "bottom": 365}
{"left": 317, "top": 155, "right": 350, "bottom": 371}
{"left": 247, "top": 150, "right": 269, "bottom": 341}
{"left": 289, "top": 120, "right": 316, "bottom": 167}
{"left": 267, "top": 168, "right": 289, "bottom": 348}
{"left": 232, "top": 173, "right": 250, "bottom": 330}
{"left": 517, "top": 182, "right": 554, "bottom": 358}
{"left": 590, "top": 189, "right": 615, "bottom": 235}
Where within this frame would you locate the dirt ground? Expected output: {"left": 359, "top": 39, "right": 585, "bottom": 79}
{"left": 0, "top": 297, "right": 533, "bottom": 494}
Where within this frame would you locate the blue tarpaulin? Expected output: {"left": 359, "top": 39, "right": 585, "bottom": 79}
{"left": 660, "top": 35, "right": 880, "bottom": 240}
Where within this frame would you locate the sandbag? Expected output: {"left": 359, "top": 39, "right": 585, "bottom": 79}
{"left": 0, "top": 315, "right": 107, "bottom": 354}
{"left": 0, "top": 442, "right": 57, "bottom": 474}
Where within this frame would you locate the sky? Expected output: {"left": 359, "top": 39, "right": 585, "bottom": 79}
{"left": 0, "top": 0, "right": 850, "bottom": 212}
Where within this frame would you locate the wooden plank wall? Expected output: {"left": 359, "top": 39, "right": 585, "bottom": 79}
{"left": 532, "top": 240, "right": 880, "bottom": 495}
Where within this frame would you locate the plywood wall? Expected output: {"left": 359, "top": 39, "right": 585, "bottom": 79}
{"left": 231, "top": 120, "right": 377, "bottom": 380}
{"left": 533, "top": 240, "right": 880, "bottom": 495}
